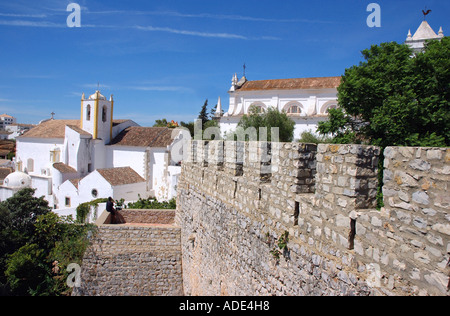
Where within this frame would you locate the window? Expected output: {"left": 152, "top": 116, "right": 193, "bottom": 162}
{"left": 320, "top": 102, "right": 338, "bottom": 115}
{"left": 287, "top": 105, "right": 302, "bottom": 115}
{"left": 65, "top": 197, "right": 71, "bottom": 207}
{"left": 102, "top": 106, "right": 107, "bottom": 122}
{"left": 27, "top": 158, "right": 34, "bottom": 172}
{"left": 249, "top": 103, "right": 266, "bottom": 115}
{"left": 91, "top": 189, "right": 98, "bottom": 198}
{"left": 86, "top": 104, "right": 91, "bottom": 121}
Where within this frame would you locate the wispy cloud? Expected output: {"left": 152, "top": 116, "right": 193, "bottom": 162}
{"left": 87, "top": 9, "right": 302, "bottom": 23}
{"left": 0, "top": 6, "right": 282, "bottom": 40}
{"left": 0, "top": 13, "right": 47, "bottom": 18}
{"left": 0, "top": 19, "right": 274, "bottom": 40}
{"left": 0, "top": 19, "right": 64, "bottom": 27}
{"left": 135, "top": 25, "right": 248, "bottom": 40}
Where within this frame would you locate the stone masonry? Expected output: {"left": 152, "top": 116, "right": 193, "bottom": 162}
{"left": 73, "top": 209, "right": 183, "bottom": 296}
{"left": 74, "top": 141, "right": 449, "bottom": 296}
{"left": 177, "top": 141, "right": 450, "bottom": 296}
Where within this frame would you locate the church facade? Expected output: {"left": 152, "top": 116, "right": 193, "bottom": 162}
{"left": 217, "top": 74, "right": 341, "bottom": 140}
{"left": 0, "top": 91, "right": 182, "bottom": 215}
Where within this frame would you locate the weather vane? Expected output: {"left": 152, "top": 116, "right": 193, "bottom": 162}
{"left": 422, "top": 7, "right": 432, "bottom": 20}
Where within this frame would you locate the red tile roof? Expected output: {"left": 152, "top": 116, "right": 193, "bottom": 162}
{"left": 19, "top": 119, "right": 132, "bottom": 139}
{"left": 237, "top": 76, "right": 342, "bottom": 91}
{"left": 53, "top": 163, "right": 77, "bottom": 174}
{"left": 110, "top": 127, "right": 175, "bottom": 148}
{"left": 20, "top": 120, "right": 80, "bottom": 139}
{"left": 96, "top": 167, "right": 145, "bottom": 186}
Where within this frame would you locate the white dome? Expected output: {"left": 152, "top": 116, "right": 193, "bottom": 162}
{"left": 4, "top": 171, "right": 32, "bottom": 188}
{"left": 88, "top": 90, "right": 106, "bottom": 101}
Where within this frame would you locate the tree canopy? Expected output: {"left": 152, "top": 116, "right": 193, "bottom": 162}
{"left": 0, "top": 189, "right": 95, "bottom": 296}
{"left": 235, "top": 106, "right": 295, "bottom": 142}
{"left": 318, "top": 37, "right": 450, "bottom": 148}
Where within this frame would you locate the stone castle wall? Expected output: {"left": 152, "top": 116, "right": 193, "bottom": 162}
{"left": 73, "top": 209, "right": 183, "bottom": 296}
{"left": 177, "top": 141, "right": 450, "bottom": 296}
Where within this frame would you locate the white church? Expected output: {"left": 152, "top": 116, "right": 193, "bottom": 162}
{"left": 0, "top": 90, "right": 182, "bottom": 215}
{"left": 216, "top": 74, "right": 341, "bottom": 140}
{"left": 216, "top": 19, "right": 445, "bottom": 140}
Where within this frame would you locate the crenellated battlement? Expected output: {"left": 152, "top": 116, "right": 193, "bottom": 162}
{"left": 177, "top": 141, "right": 450, "bottom": 296}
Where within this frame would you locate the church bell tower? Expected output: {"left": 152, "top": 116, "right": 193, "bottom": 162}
{"left": 80, "top": 90, "right": 114, "bottom": 143}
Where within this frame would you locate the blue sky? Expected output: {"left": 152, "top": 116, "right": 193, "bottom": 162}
{"left": 0, "top": 0, "right": 448, "bottom": 126}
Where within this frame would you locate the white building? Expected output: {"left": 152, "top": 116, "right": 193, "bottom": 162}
{"left": 0, "top": 114, "right": 17, "bottom": 130}
{"left": 1, "top": 90, "right": 182, "bottom": 214}
{"left": 405, "top": 20, "right": 444, "bottom": 53}
{"left": 6, "top": 123, "right": 35, "bottom": 140}
{"left": 55, "top": 166, "right": 146, "bottom": 210}
{"left": 217, "top": 75, "right": 341, "bottom": 140}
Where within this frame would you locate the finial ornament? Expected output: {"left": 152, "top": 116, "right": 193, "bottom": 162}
{"left": 422, "top": 7, "right": 432, "bottom": 20}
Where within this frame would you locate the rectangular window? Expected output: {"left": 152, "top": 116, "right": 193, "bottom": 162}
{"left": 65, "top": 197, "right": 71, "bottom": 207}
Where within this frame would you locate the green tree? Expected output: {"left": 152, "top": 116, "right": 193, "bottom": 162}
{"left": 318, "top": 38, "right": 450, "bottom": 148}
{"left": 0, "top": 189, "right": 95, "bottom": 296}
{"left": 0, "top": 188, "right": 51, "bottom": 241}
{"left": 153, "top": 118, "right": 169, "bottom": 127}
{"left": 236, "top": 106, "right": 295, "bottom": 142}
{"left": 180, "top": 121, "right": 195, "bottom": 137}
{"left": 198, "top": 99, "right": 209, "bottom": 130}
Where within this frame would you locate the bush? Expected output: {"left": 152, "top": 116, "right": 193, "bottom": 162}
{"left": 126, "top": 196, "right": 177, "bottom": 210}
{"left": 298, "top": 131, "right": 332, "bottom": 144}
{"left": 230, "top": 106, "right": 295, "bottom": 142}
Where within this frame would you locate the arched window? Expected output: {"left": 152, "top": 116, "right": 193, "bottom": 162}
{"left": 283, "top": 102, "right": 304, "bottom": 116}
{"left": 287, "top": 105, "right": 302, "bottom": 115}
{"left": 102, "top": 106, "right": 107, "bottom": 122}
{"left": 320, "top": 102, "right": 338, "bottom": 115}
{"left": 248, "top": 102, "right": 266, "bottom": 115}
{"left": 86, "top": 104, "right": 91, "bottom": 121}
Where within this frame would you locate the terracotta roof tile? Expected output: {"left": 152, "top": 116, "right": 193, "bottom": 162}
{"left": 96, "top": 167, "right": 145, "bottom": 186}
{"left": 66, "top": 125, "right": 92, "bottom": 137}
{"left": 0, "top": 167, "right": 13, "bottom": 180}
{"left": 237, "top": 76, "right": 342, "bottom": 91}
{"left": 69, "top": 178, "right": 81, "bottom": 189}
{"left": 18, "top": 119, "right": 131, "bottom": 139}
{"left": 19, "top": 120, "right": 80, "bottom": 139}
{"left": 110, "top": 127, "right": 175, "bottom": 148}
{"left": 53, "top": 163, "right": 77, "bottom": 174}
